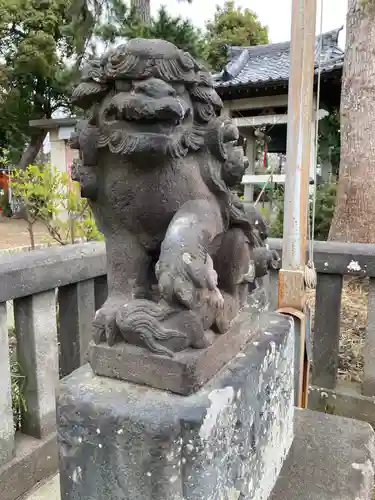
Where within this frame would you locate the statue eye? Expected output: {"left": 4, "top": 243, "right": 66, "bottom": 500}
{"left": 115, "top": 81, "right": 133, "bottom": 93}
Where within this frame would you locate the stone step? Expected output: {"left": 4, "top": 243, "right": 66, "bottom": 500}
{"left": 270, "top": 409, "right": 375, "bottom": 500}
{"left": 20, "top": 474, "right": 60, "bottom": 500}
{"left": 23, "top": 409, "right": 375, "bottom": 500}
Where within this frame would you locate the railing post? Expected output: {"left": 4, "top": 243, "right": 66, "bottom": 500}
{"left": 312, "top": 273, "right": 343, "bottom": 389}
{"left": 58, "top": 279, "right": 96, "bottom": 378}
{"left": 14, "top": 291, "right": 59, "bottom": 439}
{"left": 0, "top": 302, "right": 15, "bottom": 465}
{"left": 363, "top": 278, "right": 375, "bottom": 396}
{"left": 94, "top": 275, "right": 108, "bottom": 311}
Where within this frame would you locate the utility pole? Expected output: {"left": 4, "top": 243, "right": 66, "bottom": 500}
{"left": 277, "top": 0, "right": 317, "bottom": 407}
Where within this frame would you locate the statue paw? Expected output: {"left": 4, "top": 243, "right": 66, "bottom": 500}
{"left": 207, "top": 287, "right": 225, "bottom": 310}
{"left": 156, "top": 251, "right": 222, "bottom": 310}
{"left": 92, "top": 296, "right": 125, "bottom": 346}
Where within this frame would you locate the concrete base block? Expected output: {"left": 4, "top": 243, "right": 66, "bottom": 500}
{"left": 0, "top": 432, "right": 58, "bottom": 500}
{"left": 271, "top": 409, "right": 375, "bottom": 500}
{"left": 58, "top": 312, "right": 294, "bottom": 500}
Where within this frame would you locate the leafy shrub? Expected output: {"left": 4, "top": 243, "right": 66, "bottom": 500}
{"left": 0, "top": 187, "right": 12, "bottom": 217}
{"left": 11, "top": 359, "right": 27, "bottom": 431}
{"left": 10, "top": 164, "right": 103, "bottom": 248}
{"left": 269, "top": 181, "right": 337, "bottom": 241}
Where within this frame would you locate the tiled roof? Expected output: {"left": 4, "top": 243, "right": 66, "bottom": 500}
{"left": 214, "top": 28, "right": 344, "bottom": 89}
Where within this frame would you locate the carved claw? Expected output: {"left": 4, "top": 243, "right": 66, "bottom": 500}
{"left": 92, "top": 297, "right": 125, "bottom": 345}
{"left": 156, "top": 251, "right": 224, "bottom": 311}
{"left": 208, "top": 288, "right": 225, "bottom": 310}
{"left": 192, "top": 333, "right": 212, "bottom": 349}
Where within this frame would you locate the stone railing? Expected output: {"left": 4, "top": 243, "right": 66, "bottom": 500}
{"left": 2, "top": 239, "right": 375, "bottom": 499}
{"left": 0, "top": 242, "right": 107, "bottom": 500}
{"left": 269, "top": 238, "right": 375, "bottom": 428}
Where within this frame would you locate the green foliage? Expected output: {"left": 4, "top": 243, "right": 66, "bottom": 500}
{"left": 267, "top": 187, "right": 284, "bottom": 239}
{"left": 99, "top": 4, "right": 206, "bottom": 60}
{"left": 7, "top": 326, "right": 27, "bottom": 431}
{"left": 101, "top": 1, "right": 269, "bottom": 69}
{"left": 0, "top": 187, "right": 12, "bottom": 216}
{"left": 0, "top": 0, "right": 115, "bottom": 165}
{"left": 0, "top": 0, "right": 73, "bottom": 162}
{"left": 313, "top": 182, "right": 337, "bottom": 241}
{"left": 204, "top": 0, "right": 269, "bottom": 71}
{"left": 318, "top": 109, "right": 341, "bottom": 177}
{"left": 10, "top": 359, "right": 27, "bottom": 431}
{"left": 269, "top": 182, "right": 337, "bottom": 241}
{"left": 10, "top": 164, "right": 103, "bottom": 247}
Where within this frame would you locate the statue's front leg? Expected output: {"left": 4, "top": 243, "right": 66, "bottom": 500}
{"left": 155, "top": 198, "right": 224, "bottom": 310}
{"left": 93, "top": 230, "right": 151, "bottom": 345}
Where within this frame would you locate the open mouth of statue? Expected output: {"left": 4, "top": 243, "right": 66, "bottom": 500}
{"left": 105, "top": 94, "right": 191, "bottom": 134}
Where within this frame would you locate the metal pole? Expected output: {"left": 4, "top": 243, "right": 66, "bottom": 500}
{"left": 278, "top": 0, "right": 317, "bottom": 310}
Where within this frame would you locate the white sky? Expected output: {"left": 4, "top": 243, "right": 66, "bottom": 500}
{"left": 151, "top": 0, "right": 348, "bottom": 48}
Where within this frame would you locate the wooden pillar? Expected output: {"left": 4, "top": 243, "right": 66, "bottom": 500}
{"left": 279, "top": 0, "right": 317, "bottom": 310}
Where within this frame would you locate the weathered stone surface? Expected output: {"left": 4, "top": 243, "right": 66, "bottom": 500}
{"left": 0, "top": 302, "right": 15, "bottom": 466}
{"left": 0, "top": 242, "right": 106, "bottom": 303}
{"left": 89, "top": 305, "right": 269, "bottom": 395}
{"left": 58, "top": 312, "right": 294, "bottom": 500}
{"left": 271, "top": 409, "right": 375, "bottom": 500}
{"left": 14, "top": 290, "right": 59, "bottom": 439}
{"left": 308, "top": 381, "right": 375, "bottom": 428}
{"left": 0, "top": 432, "right": 58, "bottom": 500}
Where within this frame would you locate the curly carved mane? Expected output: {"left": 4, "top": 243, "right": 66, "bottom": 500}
{"left": 71, "top": 38, "right": 255, "bottom": 244}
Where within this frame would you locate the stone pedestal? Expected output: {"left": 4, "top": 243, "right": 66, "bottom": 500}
{"left": 57, "top": 313, "right": 294, "bottom": 500}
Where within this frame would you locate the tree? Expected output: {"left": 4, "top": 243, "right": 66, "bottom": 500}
{"left": 0, "top": 0, "right": 80, "bottom": 167}
{"left": 131, "top": 0, "right": 151, "bottom": 24}
{"left": 329, "top": 0, "right": 375, "bottom": 242}
{"left": 130, "top": 0, "right": 193, "bottom": 26}
{"left": 10, "top": 164, "right": 103, "bottom": 248}
{"left": 100, "top": 5, "right": 205, "bottom": 60}
{"left": 0, "top": 0, "right": 110, "bottom": 169}
{"left": 204, "top": 0, "right": 269, "bottom": 71}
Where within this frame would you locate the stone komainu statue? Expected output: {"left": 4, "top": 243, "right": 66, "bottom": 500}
{"left": 70, "top": 38, "right": 279, "bottom": 357}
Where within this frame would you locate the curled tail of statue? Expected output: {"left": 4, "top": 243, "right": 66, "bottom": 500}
{"left": 116, "top": 300, "right": 188, "bottom": 358}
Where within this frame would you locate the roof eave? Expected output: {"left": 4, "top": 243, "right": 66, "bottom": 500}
{"left": 215, "top": 66, "right": 343, "bottom": 96}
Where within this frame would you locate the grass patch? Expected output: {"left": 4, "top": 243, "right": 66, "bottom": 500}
{"left": 307, "top": 277, "right": 367, "bottom": 383}
{"left": 10, "top": 359, "right": 27, "bottom": 430}
{"left": 8, "top": 327, "right": 27, "bottom": 430}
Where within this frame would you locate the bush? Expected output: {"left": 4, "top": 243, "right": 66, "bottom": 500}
{"left": 0, "top": 187, "right": 12, "bottom": 217}
{"left": 11, "top": 359, "right": 27, "bottom": 431}
{"left": 10, "top": 164, "right": 103, "bottom": 248}
{"left": 269, "top": 181, "right": 337, "bottom": 241}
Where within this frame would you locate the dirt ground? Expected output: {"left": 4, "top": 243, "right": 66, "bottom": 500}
{"left": 0, "top": 215, "right": 52, "bottom": 250}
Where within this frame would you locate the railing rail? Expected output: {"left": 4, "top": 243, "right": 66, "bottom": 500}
{"left": 1, "top": 238, "right": 375, "bottom": 499}
{"left": 269, "top": 238, "right": 375, "bottom": 395}
{"left": 1, "top": 242, "right": 106, "bottom": 303}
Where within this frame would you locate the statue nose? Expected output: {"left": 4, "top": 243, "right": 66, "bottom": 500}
{"left": 134, "top": 78, "right": 176, "bottom": 99}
